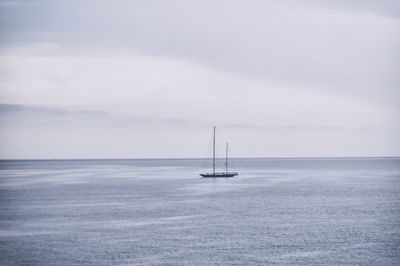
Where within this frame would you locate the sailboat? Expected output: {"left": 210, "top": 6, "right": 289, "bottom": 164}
{"left": 200, "top": 126, "right": 238, "bottom": 178}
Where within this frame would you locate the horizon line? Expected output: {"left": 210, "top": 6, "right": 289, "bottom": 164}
{"left": 0, "top": 156, "right": 399, "bottom": 161}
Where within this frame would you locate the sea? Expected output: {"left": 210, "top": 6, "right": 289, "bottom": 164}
{"left": 0, "top": 157, "right": 399, "bottom": 265}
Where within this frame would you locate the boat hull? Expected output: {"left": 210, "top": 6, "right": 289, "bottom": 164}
{"left": 200, "top": 172, "right": 238, "bottom": 178}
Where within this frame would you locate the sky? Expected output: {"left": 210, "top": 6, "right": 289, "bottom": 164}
{"left": 0, "top": 0, "right": 399, "bottom": 159}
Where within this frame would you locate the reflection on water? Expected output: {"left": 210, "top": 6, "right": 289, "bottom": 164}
{"left": 0, "top": 158, "right": 399, "bottom": 265}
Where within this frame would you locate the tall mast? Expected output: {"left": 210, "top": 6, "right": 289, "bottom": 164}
{"left": 213, "top": 126, "right": 216, "bottom": 175}
{"left": 225, "top": 142, "right": 228, "bottom": 174}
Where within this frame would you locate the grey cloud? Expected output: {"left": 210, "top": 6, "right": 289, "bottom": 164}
{"left": 2, "top": 104, "right": 391, "bottom": 133}
{"left": 0, "top": 104, "right": 189, "bottom": 128}
{"left": 0, "top": 1, "right": 399, "bottom": 158}
{"left": 222, "top": 122, "right": 399, "bottom": 134}
{"left": 1, "top": 104, "right": 398, "bottom": 158}
{"left": 0, "top": 103, "right": 107, "bottom": 116}
{"left": 0, "top": 104, "right": 108, "bottom": 127}
{"left": 1, "top": 0, "right": 398, "bottom": 106}
{"left": 299, "top": 0, "right": 400, "bottom": 19}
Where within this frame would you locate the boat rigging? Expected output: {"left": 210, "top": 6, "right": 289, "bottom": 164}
{"left": 200, "top": 126, "right": 238, "bottom": 178}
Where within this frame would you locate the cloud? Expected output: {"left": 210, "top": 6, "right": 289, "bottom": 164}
{"left": 0, "top": 103, "right": 107, "bottom": 126}
{"left": 0, "top": 0, "right": 399, "bottom": 104}
{"left": 0, "top": 43, "right": 398, "bottom": 130}
{"left": 0, "top": 103, "right": 106, "bottom": 116}
{"left": 1, "top": 103, "right": 399, "bottom": 159}
{"left": 0, "top": 103, "right": 192, "bottom": 128}
{"left": 0, "top": 0, "right": 399, "bottom": 158}
{"left": 299, "top": 0, "right": 400, "bottom": 19}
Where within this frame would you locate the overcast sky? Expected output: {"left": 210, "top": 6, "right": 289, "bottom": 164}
{"left": 0, "top": 0, "right": 399, "bottom": 159}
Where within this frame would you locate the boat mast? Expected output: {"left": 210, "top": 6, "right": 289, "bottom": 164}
{"left": 225, "top": 142, "right": 228, "bottom": 174}
{"left": 213, "top": 126, "right": 216, "bottom": 175}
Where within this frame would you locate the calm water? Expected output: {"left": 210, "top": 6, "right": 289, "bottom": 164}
{"left": 0, "top": 158, "right": 399, "bottom": 265}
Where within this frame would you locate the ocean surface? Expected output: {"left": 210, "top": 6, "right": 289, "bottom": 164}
{"left": 0, "top": 157, "right": 399, "bottom": 265}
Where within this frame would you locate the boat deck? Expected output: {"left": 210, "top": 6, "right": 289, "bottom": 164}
{"left": 200, "top": 172, "right": 238, "bottom": 178}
